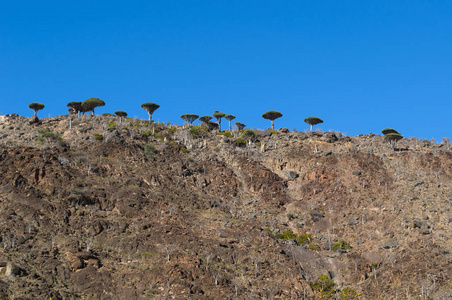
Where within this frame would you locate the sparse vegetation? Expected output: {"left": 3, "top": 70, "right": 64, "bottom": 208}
{"left": 235, "top": 137, "right": 246, "bottom": 146}
{"left": 144, "top": 143, "right": 157, "bottom": 155}
{"left": 332, "top": 240, "right": 352, "bottom": 251}
{"left": 218, "top": 131, "right": 233, "bottom": 138}
{"left": 0, "top": 111, "right": 449, "bottom": 300}
{"left": 338, "top": 287, "right": 359, "bottom": 300}
{"left": 241, "top": 128, "right": 256, "bottom": 143}
{"left": 311, "top": 275, "right": 336, "bottom": 298}
{"left": 36, "top": 128, "right": 63, "bottom": 145}
{"left": 297, "top": 234, "right": 312, "bottom": 245}
{"left": 275, "top": 229, "right": 297, "bottom": 240}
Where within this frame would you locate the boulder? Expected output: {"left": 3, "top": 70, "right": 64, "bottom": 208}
{"left": 104, "top": 130, "right": 125, "bottom": 144}
{"left": 382, "top": 239, "right": 398, "bottom": 249}
{"left": 310, "top": 209, "right": 325, "bottom": 221}
{"left": 321, "top": 132, "right": 338, "bottom": 143}
{"left": 29, "top": 116, "right": 41, "bottom": 125}
{"left": 347, "top": 216, "right": 359, "bottom": 226}
{"left": 285, "top": 170, "right": 298, "bottom": 180}
{"left": 6, "top": 262, "right": 25, "bottom": 277}
{"left": 278, "top": 128, "right": 289, "bottom": 133}
{"left": 362, "top": 252, "right": 383, "bottom": 265}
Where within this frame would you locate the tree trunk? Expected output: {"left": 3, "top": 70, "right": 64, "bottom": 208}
{"left": 228, "top": 120, "right": 231, "bottom": 131}
{"left": 148, "top": 112, "right": 152, "bottom": 122}
{"left": 271, "top": 120, "right": 274, "bottom": 129}
{"left": 310, "top": 124, "right": 313, "bottom": 131}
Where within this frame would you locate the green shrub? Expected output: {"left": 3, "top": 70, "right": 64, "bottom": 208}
{"left": 188, "top": 125, "right": 208, "bottom": 139}
{"left": 306, "top": 243, "right": 321, "bottom": 251}
{"left": 275, "top": 229, "right": 297, "bottom": 240}
{"left": 311, "top": 275, "right": 336, "bottom": 298}
{"left": 218, "top": 131, "right": 233, "bottom": 138}
{"left": 297, "top": 234, "right": 312, "bottom": 245}
{"left": 140, "top": 251, "right": 157, "bottom": 258}
{"left": 94, "top": 133, "right": 103, "bottom": 141}
{"left": 180, "top": 147, "right": 189, "bottom": 154}
{"left": 242, "top": 128, "right": 255, "bottom": 137}
{"left": 154, "top": 132, "right": 164, "bottom": 141}
{"left": 166, "top": 140, "right": 179, "bottom": 150}
{"left": 144, "top": 143, "right": 157, "bottom": 155}
{"left": 167, "top": 126, "right": 177, "bottom": 133}
{"left": 128, "top": 119, "right": 141, "bottom": 127}
{"left": 264, "top": 228, "right": 273, "bottom": 233}
{"left": 332, "top": 240, "right": 352, "bottom": 251}
{"left": 188, "top": 127, "right": 198, "bottom": 139}
{"left": 339, "top": 287, "right": 359, "bottom": 300}
{"left": 37, "top": 128, "right": 62, "bottom": 140}
{"left": 256, "top": 141, "right": 268, "bottom": 148}
{"left": 36, "top": 128, "right": 64, "bottom": 144}
{"left": 108, "top": 122, "right": 117, "bottom": 128}
{"left": 103, "top": 113, "right": 114, "bottom": 117}
{"left": 235, "top": 137, "right": 246, "bottom": 146}
{"left": 265, "top": 129, "right": 277, "bottom": 135}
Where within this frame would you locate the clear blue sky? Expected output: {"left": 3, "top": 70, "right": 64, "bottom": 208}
{"left": 1, "top": 0, "right": 451, "bottom": 141}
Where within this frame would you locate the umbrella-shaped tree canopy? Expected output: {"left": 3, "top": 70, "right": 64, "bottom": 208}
{"left": 304, "top": 116, "right": 323, "bottom": 131}
{"left": 262, "top": 110, "right": 283, "bottom": 129}
{"left": 28, "top": 102, "right": 45, "bottom": 117}
{"left": 141, "top": 102, "right": 160, "bottom": 121}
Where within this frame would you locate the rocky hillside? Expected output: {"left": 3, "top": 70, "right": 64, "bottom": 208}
{"left": 0, "top": 114, "right": 450, "bottom": 299}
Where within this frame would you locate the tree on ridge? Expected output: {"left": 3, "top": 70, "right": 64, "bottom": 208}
{"left": 381, "top": 128, "right": 399, "bottom": 135}
{"left": 235, "top": 122, "right": 246, "bottom": 131}
{"left": 28, "top": 102, "right": 45, "bottom": 117}
{"left": 225, "top": 114, "right": 236, "bottom": 131}
{"left": 115, "top": 111, "right": 128, "bottom": 123}
{"left": 181, "top": 114, "right": 199, "bottom": 126}
{"left": 67, "top": 102, "right": 83, "bottom": 117}
{"left": 141, "top": 102, "right": 160, "bottom": 122}
{"left": 384, "top": 132, "right": 403, "bottom": 151}
{"left": 304, "top": 117, "right": 323, "bottom": 131}
{"left": 82, "top": 98, "right": 105, "bottom": 116}
{"left": 213, "top": 111, "right": 226, "bottom": 131}
{"left": 262, "top": 110, "right": 282, "bottom": 130}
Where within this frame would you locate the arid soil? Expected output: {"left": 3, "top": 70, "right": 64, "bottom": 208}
{"left": 0, "top": 114, "right": 450, "bottom": 299}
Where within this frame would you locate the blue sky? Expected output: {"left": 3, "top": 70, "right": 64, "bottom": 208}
{"left": 0, "top": 0, "right": 451, "bottom": 141}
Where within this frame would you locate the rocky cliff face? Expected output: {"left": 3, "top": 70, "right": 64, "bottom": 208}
{"left": 0, "top": 114, "right": 450, "bottom": 299}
